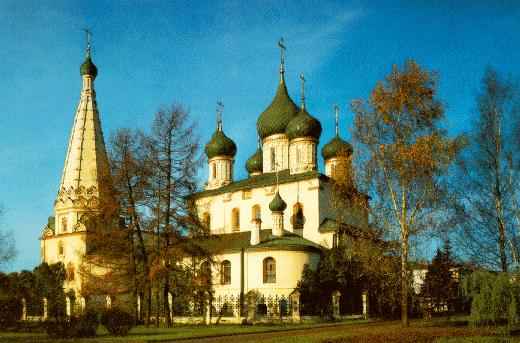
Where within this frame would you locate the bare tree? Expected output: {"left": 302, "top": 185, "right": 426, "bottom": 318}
{"left": 0, "top": 206, "right": 15, "bottom": 270}
{"left": 453, "top": 68, "right": 520, "bottom": 272}
{"left": 108, "top": 128, "right": 154, "bottom": 323}
{"left": 142, "top": 104, "right": 203, "bottom": 327}
{"left": 352, "top": 60, "right": 464, "bottom": 326}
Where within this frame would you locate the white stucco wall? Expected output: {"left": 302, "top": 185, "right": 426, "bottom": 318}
{"left": 200, "top": 249, "right": 320, "bottom": 298}
{"left": 288, "top": 138, "right": 317, "bottom": 174}
{"left": 195, "top": 177, "right": 322, "bottom": 239}
{"left": 262, "top": 134, "right": 289, "bottom": 172}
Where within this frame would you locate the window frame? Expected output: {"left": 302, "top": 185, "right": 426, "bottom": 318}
{"left": 263, "top": 257, "right": 276, "bottom": 284}
{"left": 220, "top": 260, "right": 231, "bottom": 285}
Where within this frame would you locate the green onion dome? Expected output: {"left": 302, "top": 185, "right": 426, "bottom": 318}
{"left": 321, "top": 136, "right": 353, "bottom": 160}
{"left": 269, "top": 191, "right": 287, "bottom": 212}
{"left": 205, "top": 129, "right": 237, "bottom": 159}
{"left": 257, "top": 79, "right": 299, "bottom": 139}
{"left": 245, "top": 148, "right": 263, "bottom": 175}
{"left": 80, "top": 56, "right": 98, "bottom": 78}
{"left": 286, "top": 107, "right": 322, "bottom": 140}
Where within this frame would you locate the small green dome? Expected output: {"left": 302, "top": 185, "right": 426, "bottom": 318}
{"left": 205, "top": 129, "right": 237, "bottom": 159}
{"left": 245, "top": 148, "right": 263, "bottom": 175}
{"left": 286, "top": 107, "right": 322, "bottom": 140}
{"left": 80, "top": 56, "right": 98, "bottom": 78}
{"left": 269, "top": 191, "right": 287, "bottom": 212}
{"left": 321, "top": 136, "right": 353, "bottom": 160}
{"left": 257, "top": 79, "right": 299, "bottom": 139}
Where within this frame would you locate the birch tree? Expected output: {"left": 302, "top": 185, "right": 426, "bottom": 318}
{"left": 453, "top": 68, "right": 520, "bottom": 271}
{"left": 352, "top": 60, "right": 463, "bottom": 326}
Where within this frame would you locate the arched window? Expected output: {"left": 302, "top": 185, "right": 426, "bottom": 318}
{"left": 212, "top": 163, "right": 216, "bottom": 179}
{"left": 251, "top": 205, "right": 261, "bottom": 222}
{"left": 61, "top": 217, "right": 68, "bottom": 233}
{"left": 58, "top": 241, "right": 64, "bottom": 256}
{"left": 231, "top": 208, "right": 240, "bottom": 231}
{"left": 200, "top": 261, "right": 211, "bottom": 285}
{"left": 67, "top": 262, "right": 75, "bottom": 281}
{"left": 220, "top": 260, "right": 231, "bottom": 285}
{"left": 292, "top": 203, "right": 304, "bottom": 231}
{"left": 202, "top": 212, "right": 211, "bottom": 230}
{"left": 270, "top": 148, "right": 276, "bottom": 171}
{"left": 263, "top": 257, "right": 276, "bottom": 283}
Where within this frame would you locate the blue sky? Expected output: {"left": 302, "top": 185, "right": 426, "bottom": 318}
{"left": 1, "top": 1, "right": 519, "bottom": 271}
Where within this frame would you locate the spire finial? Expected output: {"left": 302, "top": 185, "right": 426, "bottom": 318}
{"left": 299, "top": 73, "right": 306, "bottom": 109}
{"left": 334, "top": 104, "right": 340, "bottom": 136}
{"left": 216, "top": 101, "right": 224, "bottom": 131}
{"left": 83, "top": 28, "right": 92, "bottom": 58}
{"left": 278, "top": 38, "right": 286, "bottom": 81}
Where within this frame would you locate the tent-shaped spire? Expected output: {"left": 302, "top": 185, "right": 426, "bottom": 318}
{"left": 55, "top": 35, "right": 111, "bottom": 209}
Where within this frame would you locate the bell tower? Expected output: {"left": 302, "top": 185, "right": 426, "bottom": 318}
{"left": 40, "top": 31, "right": 113, "bottom": 297}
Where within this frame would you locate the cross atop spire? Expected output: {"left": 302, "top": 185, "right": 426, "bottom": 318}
{"left": 83, "top": 28, "right": 92, "bottom": 57}
{"left": 278, "top": 38, "right": 286, "bottom": 81}
{"left": 334, "top": 104, "right": 340, "bottom": 136}
{"left": 216, "top": 101, "right": 224, "bottom": 131}
{"left": 300, "top": 73, "right": 306, "bottom": 109}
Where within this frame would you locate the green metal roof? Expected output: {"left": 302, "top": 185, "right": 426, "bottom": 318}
{"left": 193, "top": 229, "right": 323, "bottom": 254}
{"left": 257, "top": 78, "right": 299, "bottom": 139}
{"left": 321, "top": 135, "right": 353, "bottom": 160}
{"left": 205, "top": 129, "right": 237, "bottom": 159}
{"left": 269, "top": 191, "right": 287, "bottom": 212}
{"left": 245, "top": 148, "right": 263, "bottom": 175}
{"left": 190, "top": 169, "right": 328, "bottom": 199}
{"left": 286, "top": 107, "right": 322, "bottom": 140}
{"left": 80, "top": 56, "right": 98, "bottom": 78}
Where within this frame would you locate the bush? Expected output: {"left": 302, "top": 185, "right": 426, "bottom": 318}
{"left": 44, "top": 309, "right": 99, "bottom": 338}
{"left": 101, "top": 308, "right": 134, "bottom": 336}
{"left": 44, "top": 319, "right": 70, "bottom": 339}
{"left": 0, "top": 298, "right": 22, "bottom": 329}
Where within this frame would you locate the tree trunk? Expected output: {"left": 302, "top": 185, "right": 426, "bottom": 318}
{"left": 498, "top": 218, "right": 508, "bottom": 272}
{"left": 401, "top": 228, "right": 409, "bottom": 327}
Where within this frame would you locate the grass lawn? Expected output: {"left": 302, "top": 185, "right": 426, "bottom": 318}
{"left": 1, "top": 317, "right": 520, "bottom": 343}
{"left": 0, "top": 320, "right": 364, "bottom": 343}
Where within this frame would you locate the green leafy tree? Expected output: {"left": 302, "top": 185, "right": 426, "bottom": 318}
{"left": 34, "top": 262, "right": 66, "bottom": 320}
{"left": 421, "top": 240, "right": 459, "bottom": 313}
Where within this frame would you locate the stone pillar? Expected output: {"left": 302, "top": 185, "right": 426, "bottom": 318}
{"left": 290, "top": 290, "right": 301, "bottom": 322}
{"left": 362, "top": 291, "right": 369, "bottom": 319}
{"left": 43, "top": 298, "right": 48, "bottom": 321}
{"left": 137, "top": 294, "right": 141, "bottom": 321}
{"left": 168, "top": 292, "right": 173, "bottom": 322}
{"left": 247, "top": 291, "right": 257, "bottom": 322}
{"left": 21, "top": 298, "right": 27, "bottom": 321}
{"left": 250, "top": 219, "right": 261, "bottom": 245}
{"left": 332, "top": 290, "right": 341, "bottom": 319}
{"left": 106, "top": 295, "right": 112, "bottom": 309}
{"left": 203, "top": 292, "right": 211, "bottom": 325}
{"left": 80, "top": 297, "right": 86, "bottom": 313}
{"left": 65, "top": 296, "right": 71, "bottom": 317}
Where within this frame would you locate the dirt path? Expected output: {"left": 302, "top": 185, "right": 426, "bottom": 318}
{"left": 163, "top": 321, "right": 398, "bottom": 343}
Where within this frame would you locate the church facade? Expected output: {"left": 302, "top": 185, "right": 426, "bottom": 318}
{"left": 39, "top": 39, "right": 368, "bottom": 319}
{"left": 190, "top": 47, "right": 368, "bottom": 316}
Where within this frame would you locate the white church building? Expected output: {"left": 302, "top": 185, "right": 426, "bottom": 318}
{"left": 190, "top": 43, "right": 368, "bottom": 317}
